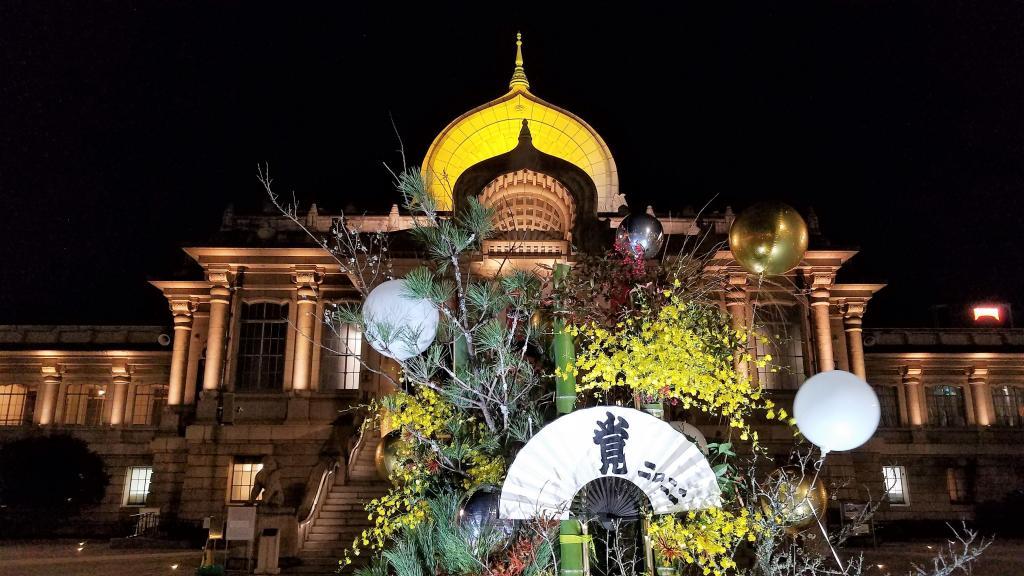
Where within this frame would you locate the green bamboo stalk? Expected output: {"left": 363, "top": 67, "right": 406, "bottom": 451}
{"left": 552, "top": 263, "right": 584, "bottom": 576}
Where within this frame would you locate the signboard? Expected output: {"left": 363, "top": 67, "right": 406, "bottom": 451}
{"left": 226, "top": 505, "right": 257, "bottom": 541}
{"left": 499, "top": 406, "right": 721, "bottom": 519}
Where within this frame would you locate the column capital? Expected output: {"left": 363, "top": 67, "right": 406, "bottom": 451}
{"left": 292, "top": 266, "right": 324, "bottom": 287}
{"left": 842, "top": 300, "right": 867, "bottom": 320}
{"left": 293, "top": 267, "right": 324, "bottom": 304}
{"left": 206, "top": 267, "right": 234, "bottom": 288}
{"left": 966, "top": 367, "right": 989, "bottom": 381}
{"left": 725, "top": 273, "right": 749, "bottom": 303}
{"left": 899, "top": 365, "right": 923, "bottom": 380}
{"left": 808, "top": 272, "right": 835, "bottom": 305}
{"left": 169, "top": 298, "right": 198, "bottom": 329}
{"left": 41, "top": 364, "right": 63, "bottom": 384}
{"left": 111, "top": 364, "right": 132, "bottom": 384}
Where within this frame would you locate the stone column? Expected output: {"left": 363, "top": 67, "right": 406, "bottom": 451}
{"left": 167, "top": 299, "right": 196, "bottom": 406}
{"left": 36, "top": 366, "right": 62, "bottom": 425}
{"left": 900, "top": 366, "right": 924, "bottom": 426}
{"left": 202, "top": 270, "right": 233, "bottom": 392}
{"left": 843, "top": 301, "right": 867, "bottom": 379}
{"left": 809, "top": 273, "right": 835, "bottom": 373}
{"left": 967, "top": 367, "right": 993, "bottom": 427}
{"left": 290, "top": 270, "right": 321, "bottom": 392}
{"left": 109, "top": 367, "right": 131, "bottom": 426}
{"left": 724, "top": 274, "right": 750, "bottom": 381}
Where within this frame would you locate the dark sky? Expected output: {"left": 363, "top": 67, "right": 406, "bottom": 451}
{"left": 2, "top": 2, "right": 1023, "bottom": 327}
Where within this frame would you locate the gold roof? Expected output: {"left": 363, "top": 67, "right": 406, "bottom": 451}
{"left": 421, "top": 34, "right": 620, "bottom": 212}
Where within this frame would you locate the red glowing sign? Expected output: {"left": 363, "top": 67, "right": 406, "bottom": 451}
{"left": 972, "top": 306, "right": 1001, "bottom": 322}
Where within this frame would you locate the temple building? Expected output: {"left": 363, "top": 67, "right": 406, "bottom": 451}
{"left": 0, "top": 36, "right": 1022, "bottom": 569}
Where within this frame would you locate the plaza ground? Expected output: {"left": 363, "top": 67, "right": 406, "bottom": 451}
{"left": 0, "top": 540, "right": 201, "bottom": 576}
{"left": 1, "top": 539, "right": 1022, "bottom": 576}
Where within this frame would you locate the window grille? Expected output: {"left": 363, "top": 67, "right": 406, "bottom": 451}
{"left": 992, "top": 385, "right": 1024, "bottom": 427}
{"left": 63, "top": 384, "right": 105, "bottom": 425}
{"left": 0, "top": 385, "right": 28, "bottom": 426}
{"left": 131, "top": 384, "right": 167, "bottom": 426}
{"left": 926, "top": 385, "right": 967, "bottom": 427}
{"left": 882, "top": 465, "right": 909, "bottom": 505}
{"left": 229, "top": 457, "right": 264, "bottom": 503}
{"left": 236, "top": 302, "right": 288, "bottom": 391}
{"left": 753, "top": 304, "right": 806, "bottom": 390}
{"left": 320, "top": 321, "right": 363, "bottom": 391}
{"left": 875, "top": 386, "right": 900, "bottom": 427}
{"left": 123, "top": 466, "right": 153, "bottom": 506}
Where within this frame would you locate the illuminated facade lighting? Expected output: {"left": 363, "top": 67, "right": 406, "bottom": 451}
{"left": 972, "top": 306, "right": 1001, "bottom": 322}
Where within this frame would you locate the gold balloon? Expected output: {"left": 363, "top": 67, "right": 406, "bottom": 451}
{"left": 375, "top": 431, "right": 410, "bottom": 483}
{"left": 729, "top": 202, "right": 808, "bottom": 275}
{"left": 760, "top": 466, "right": 828, "bottom": 533}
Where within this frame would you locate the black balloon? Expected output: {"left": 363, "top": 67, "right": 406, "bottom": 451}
{"left": 457, "top": 487, "right": 515, "bottom": 548}
{"left": 615, "top": 213, "right": 665, "bottom": 258}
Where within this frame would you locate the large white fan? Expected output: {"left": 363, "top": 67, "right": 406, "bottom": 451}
{"left": 499, "top": 406, "right": 721, "bottom": 520}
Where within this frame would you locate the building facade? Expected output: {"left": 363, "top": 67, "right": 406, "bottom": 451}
{"left": 1, "top": 37, "right": 1022, "bottom": 562}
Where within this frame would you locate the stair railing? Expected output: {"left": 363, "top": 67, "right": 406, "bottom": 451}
{"left": 297, "top": 457, "right": 338, "bottom": 546}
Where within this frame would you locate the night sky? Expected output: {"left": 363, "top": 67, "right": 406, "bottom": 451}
{"left": 2, "top": 2, "right": 1023, "bottom": 327}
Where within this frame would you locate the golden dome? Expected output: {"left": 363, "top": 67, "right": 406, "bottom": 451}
{"left": 421, "top": 33, "right": 621, "bottom": 213}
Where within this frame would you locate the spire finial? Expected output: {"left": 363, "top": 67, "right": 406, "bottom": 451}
{"left": 509, "top": 31, "right": 530, "bottom": 91}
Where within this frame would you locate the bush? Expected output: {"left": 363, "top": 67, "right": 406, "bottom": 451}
{"left": 0, "top": 434, "right": 109, "bottom": 535}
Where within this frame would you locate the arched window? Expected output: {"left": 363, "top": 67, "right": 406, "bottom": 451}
{"left": 992, "top": 385, "right": 1024, "bottom": 427}
{"left": 926, "top": 385, "right": 967, "bottom": 427}
{"left": 0, "top": 385, "right": 28, "bottom": 426}
{"left": 237, "top": 302, "right": 289, "bottom": 392}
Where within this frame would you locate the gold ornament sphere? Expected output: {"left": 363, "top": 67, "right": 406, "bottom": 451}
{"left": 375, "top": 431, "right": 409, "bottom": 483}
{"left": 729, "top": 202, "right": 808, "bottom": 275}
{"left": 760, "top": 466, "right": 828, "bottom": 533}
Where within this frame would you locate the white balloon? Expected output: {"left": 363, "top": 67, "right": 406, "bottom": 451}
{"left": 793, "top": 370, "right": 880, "bottom": 453}
{"left": 362, "top": 279, "right": 439, "bottom": 361}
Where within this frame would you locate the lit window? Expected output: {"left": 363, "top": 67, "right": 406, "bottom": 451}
{"left": 926, "top": 385, "right": 967, "bottom": 427}
{"left": 882, "top": 465, "right": 909, "bottom": 505}
{"left": 320, "top": 321, "right": 362, "bottom": 391}
{"left": 0, "top": 385, "right": 28, "bottom": 426}
{"left": 123, "top": 466, "right": 153, "bottom": 507}
{"left": 62, "top": 384, "right": 105, "bottom": 425}
{"left": 237, "top": 303, "right": 288, "bottom": 391}
{"left": 946, "top": 467, "right": 972, "bottom": 504}
{"left": 130, "top": 384, "right": 167, "bottom": 426}
{"left": 992, "top": 386, "right": 1024, "bottom": 427}
{"left": 229, "top": 457, "right": 264, "bottom": 503}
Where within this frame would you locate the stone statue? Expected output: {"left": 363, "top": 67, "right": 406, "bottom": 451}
{"left": 250, "top": 456, "right": 285, "bottom": 507}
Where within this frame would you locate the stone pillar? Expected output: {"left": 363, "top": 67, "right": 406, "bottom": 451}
{"left": 724, "top": 274, "right": 750, "bottom": 381}
{"left": 202, "top": 270, "right": 233, "bottom": 392}
{"left": 900, "top": 366, "right": 924, "bottom": 426}
{"left": 290, "top": 270, "right": 321, "bottom": 392}
{"left": 36, "top": 366, "right": 62, "bottom": 425}
{"left": 109, "top": 367, "right": 131, "bottom": 426}
{"left": 809, "top": 273, "right": 835, "bottom": 373}
{"left": 967, "top": 367, "right": 993, "bottom": 427}
{"left": 167, "top": 299, "right": 196, "bottom": 406}
{"left": 842, "top": 301, "right": 867, "bottom": 379}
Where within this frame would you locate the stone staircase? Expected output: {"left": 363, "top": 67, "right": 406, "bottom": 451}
{"left": 287, "top": 433, "right": 390, "bottom": 574}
